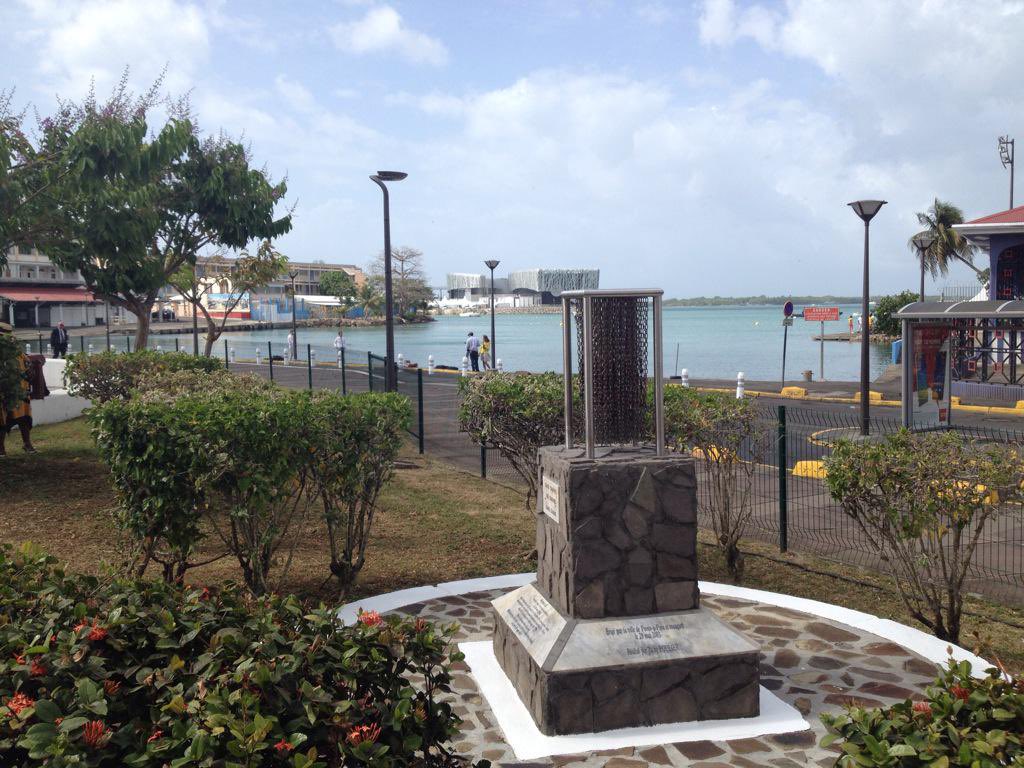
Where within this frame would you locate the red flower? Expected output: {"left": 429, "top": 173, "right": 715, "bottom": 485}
{"left": 950, "top": 685, "right": 970, "bottom": 701}
{"left": 414, "top": 618, "right": 428, "bottom": 633}
{"left": 147, "top": 728, "right": 163, "bottom": 744}
{"left": 358, "top": 611, "right": 383, "bottom": 628}
{"left": 274, "top": 738, "right": 294, "bottom": 753}
{"left": 199, "top": 586, "right": 211, "bottom": 601}
{"left": 5, "top": 692, "right": 34, "bottom": 718}
{"left": 13, "top": 653, "right": 25, "bottom": 665}
{"left": 346, "top": 723, "right": 381, "bottom": 746}
{"left": 73, "top": 620, "right": 89, "bottom": 633}
{"left": 103, "top": 679, "right": 121, "bottom": 696}
{"left": 29, "top": 659, "right": 46, "bottom": 677}
{"left": 912, "top": 701, "right": 933, "bottom": 716}
{"left": 87, "top": 623, "right": 109, "bottom": 642}
{"left": 82, "top": 720, "right": 111, "bottom": 749}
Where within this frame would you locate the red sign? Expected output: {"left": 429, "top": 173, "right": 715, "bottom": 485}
{"left": 804, "top": 306, "right": 840, "bottom": 322}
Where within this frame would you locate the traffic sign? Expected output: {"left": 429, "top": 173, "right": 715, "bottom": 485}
{"left": 782, "top": 316, "right": 794, "bottom": 326}
{"left": 783, "top": 301, "right": 794, "bottom": 318}
{"left": 804, "top": 306, "right": 840, "bottom": 322}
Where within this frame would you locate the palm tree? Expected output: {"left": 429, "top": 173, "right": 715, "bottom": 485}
{"left": 357, "top": 283, "right": 383, "bottom": 318}
{"left": 908, "top": 199, "right": 983, "bottom": 290}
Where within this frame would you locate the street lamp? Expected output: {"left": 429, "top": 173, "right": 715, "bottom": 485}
{"left": 288, "top": 269, "right": 299, "bottom": 360}
{"left": 369, "top": 170, "right": 407, "bottom": 392}
{"left": 848, "top": 199, "right": 887, "bottom": 436}
{"left": 999, "top": 135, "right": 1015, "bottom": 209}
{"left": 911, "top": 231, "right": 936, "bottom": 302}
{"left": 484, "top": 259, "right": 500, "bottom": 368}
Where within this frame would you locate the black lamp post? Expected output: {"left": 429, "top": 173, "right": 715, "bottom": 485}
{"left": 288, "top": 269, "right": 299, "bottom": 359}
{"left": 848, "top": 199, "right": 887, "bottom": 436}
{"left": 484, "top": 259, "right": 500, "bottom": 367}
{"left": 911, "top": 232, "right": 936, "bottom": 302}
{"left": 370, "top": 171, "right": 407, "bottom": 392}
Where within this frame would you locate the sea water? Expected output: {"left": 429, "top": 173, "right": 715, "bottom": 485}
{"left": 153, "top": 304, "right": 891, "bottom": 381}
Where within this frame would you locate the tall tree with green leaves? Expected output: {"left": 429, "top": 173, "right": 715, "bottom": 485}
{"left": 356, "top": 282, "right": 383, "bottom": 318}
{"left": 908, "top": 199, "right": 981, "bottom": 280}
{"left": 318, "top": 269, "right": 357, "bottom": 312}
{"left": 171, "top": 241, "right": 287, "bottom": 356}
{"left": 37, "top": 77, "right": 291, "bottom": 349}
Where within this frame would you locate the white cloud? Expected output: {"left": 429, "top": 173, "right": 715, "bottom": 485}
{"left": 328, "top": 5, "right": 448, "bottom": 66}
{"left": 20, "top": 0, "right": 211, "bottom": 97}
{"left": 636, "top": 2, "right": 674, "bottom": 25}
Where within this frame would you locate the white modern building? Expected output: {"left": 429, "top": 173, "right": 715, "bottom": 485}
{"left": 445, "top": 267, "right": 599, "bottom": 306}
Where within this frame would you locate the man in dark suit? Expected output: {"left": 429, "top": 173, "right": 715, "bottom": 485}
{"left": 49, "top": 322, "right": 69, "bottom": 358}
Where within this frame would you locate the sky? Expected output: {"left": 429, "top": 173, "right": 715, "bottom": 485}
{"left": 3, "top": 0, "right": 1024, "bottom": 298}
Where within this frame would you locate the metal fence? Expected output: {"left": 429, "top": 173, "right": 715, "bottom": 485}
{"left": 49, "top": 334, "right": 1024, "bottom": 605}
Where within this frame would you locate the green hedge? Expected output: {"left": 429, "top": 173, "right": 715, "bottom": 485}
{"left": 65, "top": 350, "right": 222, "bottom": 403}
{"left": 0, "top": 545, "right": 467, "bottom": 768}
{"left": 90, "top": 386, "right": 409, "bottom": 594}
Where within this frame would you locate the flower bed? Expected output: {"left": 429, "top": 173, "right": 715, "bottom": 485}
{"left": 0, "top": 545, "right": 471, "bottom": 767}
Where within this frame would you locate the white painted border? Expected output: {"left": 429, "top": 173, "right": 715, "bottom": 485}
{"left": 460, "top": 640, "right": 806, "bottom": 760}
{"left": 337, "top": 572, "right": 989, "bottom": 673}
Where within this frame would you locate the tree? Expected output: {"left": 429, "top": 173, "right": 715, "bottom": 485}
{"left": 371, "top": 246, "right": 432, "bottom": 316}
{"left": 37, "top": 77, "right": 291, "bottom": 349}
{"left": 319, "top": 269, "right": 357, "bottom": 318}
{"left": 872, "top": 289, "right": 919, "bottom": 337}
{"left": 909, "top": 199, "right": 981, "bottom": 279}
{"left": 356, "top": 282, "right": 383, "bottom": 318}
{"left": 170, "top": 241, "right": 287, "bottom": 356}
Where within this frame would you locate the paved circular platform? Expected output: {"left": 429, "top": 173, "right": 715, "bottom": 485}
{"left": 343, "top": 579, "right": 983, "bottom": 767}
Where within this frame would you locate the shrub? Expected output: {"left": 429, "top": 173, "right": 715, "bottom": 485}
{"left": 307, "top": 392, "right": 409, "bottom": 593}
{"left": 65, "top": 350, "right": 221, "bottom": 402}
{"left": 664, "top": 387, "right": 764, "bottom": 581}
{"left": 825, "top": 430, "right": 1024, "bottom": 642}
{"left": 91, "top": 387, "right": 408, "bottom": 595}
{"left": 134, "top": 367, "right": 275, "bottom": 400}
{"left": 821, "top": 656, "right": 1024, "bottom": 767}
{"left": 0, "top": 544, "right": 470, "bottom": 768}
{"left": 458, "top": 372, "right": 578, "bottom": 507}
{"left": 872, "top": 290, "right": 918, "bottom": 337}
{"left": 0, "top": 334, "right": 23, "bottom": 409}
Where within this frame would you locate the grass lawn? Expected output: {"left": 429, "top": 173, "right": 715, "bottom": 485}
{"left": 2, "top": 417, "right": 1023, "bottom": 674}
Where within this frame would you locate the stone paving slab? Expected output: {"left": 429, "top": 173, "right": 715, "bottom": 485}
{"left": 394, "top": 588, "right": 941, "bottom": 767}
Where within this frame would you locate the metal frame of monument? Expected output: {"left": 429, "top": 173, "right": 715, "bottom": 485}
{"left": 898, "top": 300, "right": 1024, "bottom": 427}
{"left": 492, "top": 288, "right": 760, "bottom": 736}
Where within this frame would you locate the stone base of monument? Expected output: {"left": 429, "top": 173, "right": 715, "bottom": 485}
{"left": 493, "top": 583, "right": 760, "bottom": 735}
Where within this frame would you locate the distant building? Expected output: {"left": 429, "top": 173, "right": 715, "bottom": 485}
{"left": 445, "top": 267, "right": 599, "bottom": 305}
{"left": 196, "top": 256, "right": 366, "bottom": 297}
{"left": 0, "top": 245, "right": 112, "bottom": 329}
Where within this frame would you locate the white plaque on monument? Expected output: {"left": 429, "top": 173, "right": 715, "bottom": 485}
{"left": 542, "top": 473, "right": 560, "bottom": 523}
{"left": 493, "top": 584, "right": 566, "bottom": 664}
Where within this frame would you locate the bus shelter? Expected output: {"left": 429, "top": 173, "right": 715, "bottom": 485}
{"left": 897, "top": 300, "right": 1024, "bottom": 427}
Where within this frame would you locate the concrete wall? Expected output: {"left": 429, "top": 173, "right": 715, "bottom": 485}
{"left": 32, "top": 358, "right": 89, "bottom": 426}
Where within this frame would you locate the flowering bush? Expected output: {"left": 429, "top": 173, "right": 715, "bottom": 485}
{"left": 65, "top": 349, "right": 221, "bottom": 403}
{"left": 0, "top": 544, "right": 472, "bottom": 767}
{"left": 821, "top": 656, "right": 1024, "bottom": 766}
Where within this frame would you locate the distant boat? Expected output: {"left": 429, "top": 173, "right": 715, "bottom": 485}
{"left": 459, "top": 311, "right": 481, "bottom": 317}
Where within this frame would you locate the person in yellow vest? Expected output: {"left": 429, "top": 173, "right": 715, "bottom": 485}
{"left": 480, "top": 334, "right": 492, "bottom": 371}
{"left": 0, "top": 322, "right": 36, "bottom": 455}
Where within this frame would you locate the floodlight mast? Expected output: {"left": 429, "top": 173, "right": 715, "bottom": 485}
{"left": 999, "top": 135, "right": 1015, "bottom": 209}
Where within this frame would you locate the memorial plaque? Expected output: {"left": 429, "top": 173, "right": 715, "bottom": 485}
{"left": 552, "top": 608, "right": 757, "bottom": 671}
{"left": 542, "top": 473, "right": 560, "bottom": 523}
{"left": 493, "top": 584, "right": 566, "bottom": 663}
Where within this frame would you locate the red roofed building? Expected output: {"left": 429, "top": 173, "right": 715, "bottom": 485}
{"left": 954, "top": 204, "right": 1024, "bottom": 300}
{"left": 1, "top": 245, "right": 113, "bottom": 329}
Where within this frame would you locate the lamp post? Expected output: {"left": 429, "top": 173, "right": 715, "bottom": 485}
{"left": 288, "top": 269, "right": 299, "bottom": 359}
{"left": 484, "top": 259, "right": 500, "bottom": 367}
{"left": 911, "top": 232, "right": 936, "bottom": 302}
{"left": 848, "top": 199, "right": 887, "bottom": 436}
{"left": 369, "top": 170, "right": 407, "bottom": 392}
{"left": 999, "top": 135, "right": 1015, "bottom": 209}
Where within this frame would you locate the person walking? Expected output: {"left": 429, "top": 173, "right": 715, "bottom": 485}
{"left": 1, "top": 322, "right": 37, "bottom": 455}
{"left": 480, "top": 334, "right": 492, "bottom": 371}
{"left": 49, "top": 322, "right": 69, "bottom": 358}
{"left": 333, "top": 329, "right": 345, "bottom": 353}
{"left": 286, "top": 330, "right": 296, "bottom": 363}
{"left": 466, "top": 331, "right": 481, "bottom": 372}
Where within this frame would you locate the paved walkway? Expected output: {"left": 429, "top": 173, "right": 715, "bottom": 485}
{"left": 391, "top": 586, "right": 941, "bottom": 767}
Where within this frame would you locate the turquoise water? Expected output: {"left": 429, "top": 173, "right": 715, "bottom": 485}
{"left": 149, "top": 303, "right": 892, "bottom": 381}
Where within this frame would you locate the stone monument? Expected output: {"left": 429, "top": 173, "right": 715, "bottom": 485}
{"left": 492, "top": 289, "right": 760, "bottom": 735}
